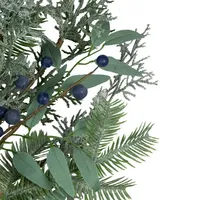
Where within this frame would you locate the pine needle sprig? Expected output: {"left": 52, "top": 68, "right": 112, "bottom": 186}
{"left": 96, "top": 123, "right": 158, "bottom": 175}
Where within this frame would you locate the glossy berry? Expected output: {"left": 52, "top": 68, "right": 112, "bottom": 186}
{"left": 37, "top": 92, "right": 49, "bottom": 105}
{"left": 0, "top": 106, "right": 7, "bottom": 118}
{"left": 15, "top": 75, "right": 29, "bottom": 90}
{"left": 71, "top": 84, "right": 88, "bottom": 100}
{"left": 96, "top": 55, "right": 109, "bottom": 67}
{"left": 41, "top": 56, "right": 53, "bottom": 68}
{"left": 4, "top": 109, "right": 20, "bottom": 125}
{"left": 0, "top": 127, "right": 4, "bottom": 137}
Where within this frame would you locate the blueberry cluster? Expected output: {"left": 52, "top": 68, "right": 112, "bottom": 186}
{"left": 0, "top": 54, "right": 109, "bottom": 137}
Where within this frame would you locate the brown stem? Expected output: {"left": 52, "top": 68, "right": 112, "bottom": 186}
{"left": 0, "top": 66, "right": 98, "bottom": 145}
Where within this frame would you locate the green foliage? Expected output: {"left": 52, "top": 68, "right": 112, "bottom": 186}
{"left": 73, "top": 148, "right": 100, "bottom": 191}
{"left": 96, "top": 123, "right": 158, "bottom": 175}
{"left": 101, "top": 56, "right": 143, "bottom": 76}
{"left": 40, "top": 65, "right": 67, "bottom": 91}
{"left": 41, "top": 36, "right": 62, "bottom": 70}
{"left": 5, "top": 177, "right": 50, "bottom": 200}
{"left": 73, "top": 118, "right": 88, "bottom": 138}
{"left": 47, "top": 147, "right": 75, "bottom": 197}
{"left": 62, "top": 74, "right": 110, "bottom": 90}
{"left": 84, "top": 89, "right": 127, "bottom": 162}
{"left": 12, "top": 130, "right": 50, "bottom": 157}
{"left": 13, "top": 152, "right": 51, "bottom": 190}
{"left": 91, "top": 20, "right": 110, "bottom": 47}
{"left": 0, "top": 1, "right": 158, "bottom": 200}
{"left": 75, "top": 176, "right": 135, "bottom": 200}
{"left": 26, "top": 87, "right": 54, "bottom": 128}
{"left": 105, "top": 30, "right": 143, "bottom": 46}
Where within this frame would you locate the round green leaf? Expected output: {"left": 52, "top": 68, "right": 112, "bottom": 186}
{"left": 100, "top": 56, "right": 142, "bottom": 77}
{"left": 62, "top": 74, "right": 110, "bottom": 90}
{"left": 13, "top": 152, "right": 51, "bottom": 190}
{"left": 47, "top": 147, "right": 75, "bottom": 197}
{"left": 91, "top": 20, "right": 110, "bottom": 47}
{"left": 73, "top": 148, "right": 100, "bottom": 191}
{"left": 105, "top": 30, "right": 143, "bottom": 45}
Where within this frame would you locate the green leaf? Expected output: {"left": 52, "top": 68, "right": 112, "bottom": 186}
{"left": 91, "top": 20, "right": 110, "bottom": 47}
{"left": 44, "top": 189, "right": 67, "bottom": 200}
{"left": 73, "top": 118, "right": 88, "bottom": 137}
{"left": 40, "top": 65, "right": 67, "bottom": 91}
{"left": 26, "top": 87, "right": 54, "bottom": 128}
{"left": 62, "top": 74, "right": 110, "bottom": 90}
{"left": 13, "top": 152, "right": 51, "bottom": 190}
{"left": 47, "top": 147, "right": 75, "bottom": 197}
{"left": 41, "top": 38, "right": 62, "bottom": 70}
{"left": 73, "top": 148, "right": 100, "bottom": 191}
{"left": 100, "top": 56, "right": 142, "bottom": 76}
{"left": 104, "top": 30, "right": 143, "bottom": 45}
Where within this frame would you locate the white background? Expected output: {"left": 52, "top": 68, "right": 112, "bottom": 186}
{"left": 109, "top": 0, "right": 200, "bottom": 199}
{"left": 4, "top": 0, "right": 200, "bottom": 199}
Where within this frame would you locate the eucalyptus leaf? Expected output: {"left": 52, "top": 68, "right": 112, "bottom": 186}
{"left": 41, "top": 38, "right": 62, "bottom": 70}
{"left": 13, "top": 152, "right": 51, "bottom": 190}
{"left": 44, "top": 190, "right": 66, "bottom": 200}
{"left": 100, "top": 56, "right": 142, "bottom": 76}
{"left": 73, "top": 148, "right": 100, "bottom": 191}
{"left": 47, "top": 147, "right": 75, "bottom": 197}
{"left": 62, "top": 74, "right": 110, "bottom": 90}
{"left": 26, "top": 87, "right": 54, "bottom": 128}
{"left": 91, "top": 20, "right": 110, "bottom": 47}
{"left": 104, "top": 30, "right": 143, "bottom": 45}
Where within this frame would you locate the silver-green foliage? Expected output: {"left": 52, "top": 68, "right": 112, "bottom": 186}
{"left": 0, "top": 89, "right": 158, "bottom": 200}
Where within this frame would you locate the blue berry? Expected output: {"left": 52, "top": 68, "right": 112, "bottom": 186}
{"left": 15, "top": 75, "right": 29, "bottom": 90}
{"left": 37, "top": 92, "right": 49, "bottom": 105}
{"left": 71, "top": 84, "right": 88, "bottom": 100}
{"left": 96, "top": 55, "right": 109, "bottom": 67}
{"left": 0, "top": 127, "right": 4, "bottom": 137}
{"left": 41, "top": 56, "right": 53, "bottom": 68}
{"left": 4, "top": 109, "right": 20, "bottom": 125}
{"left": 0, "top": 106, "right": 7, "bottom": 118}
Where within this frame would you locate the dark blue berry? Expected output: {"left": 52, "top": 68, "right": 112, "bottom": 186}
{"left": 0, "top": 106, "right": 7, "bottom": 118}
{"left": 71, "top": 84, "right": 88, "bottom": 100}
{"left": 96, "top": 55, "right": 109, "bottom": 67}
{"left": 37, "top": 92, "right": 49, "bottom": 105}
{"left": 41, "top": 56, "right": 53, "bottom": 68}
{"left": 0, "top": 127, "right": 4, "bottom": 137}
{"left": 15, "top": 75, "right": 29, "bottom": 90}
{"left": 4, "top": 109, "right": 20, "bottom": 125}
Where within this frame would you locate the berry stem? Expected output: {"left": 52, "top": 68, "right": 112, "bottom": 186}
{"left": 78, "top": 60, "right": 95, "bottom": 65}
{"left": 66, "top": 44, "right": 104, "bottom": 76}
{"left": 0, "top": 66, "right": 98, "bottom": 145}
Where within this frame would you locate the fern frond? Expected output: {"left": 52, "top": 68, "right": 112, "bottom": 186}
{"left": 85, "top": 93, "right": 127, "bottom": 161}
{"left": 12, "top": 130, "right": 50, "bottom": 159}
{"left": 0, "top": 130, "right": 51, "bottom": 198}
{"left": 96, "top": 123, "right": 158, "bottom": 175}
{"left": 75, "top": 176, "right": 135, "bottom": 200}
{"left": 0, "top": 151, "right": 20, "bottom": 192}
{"left": 5, "top": 177, "right": 50, "bottom": 200}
